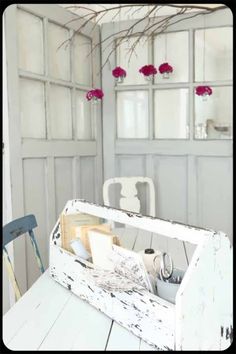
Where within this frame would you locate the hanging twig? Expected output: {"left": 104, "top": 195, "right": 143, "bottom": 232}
{"left": 58, "top": 4, "right": 227, "bottom": 72}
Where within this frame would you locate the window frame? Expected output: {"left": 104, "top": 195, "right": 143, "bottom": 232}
{"left": 114, "top": 25, "right": 233, "bottom": 141}
{"left": 17, "top": 7, "right": 95, "bottom": 142}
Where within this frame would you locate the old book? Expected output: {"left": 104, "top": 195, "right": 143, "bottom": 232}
{"left": 77, "top": 223, "right": 111, "bottom": 252}
{"left": 60, "top": 213, "right": 100, "bottom": 252}
{"left": 88, "top": 229, "right": 121, "bottom": 270}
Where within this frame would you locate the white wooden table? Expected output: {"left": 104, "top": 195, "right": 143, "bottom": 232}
{"left": 3, "top": 228, "right": 195, "bottom": 351}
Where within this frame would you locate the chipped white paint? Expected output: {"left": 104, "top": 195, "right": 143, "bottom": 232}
{"left": 50, "top": 199, "right": 233, "bottom": 350}
{"left": 50, "top": 245, "right": 175, "bottom": 350}
{"left": 175, "top": 231, "right": 233, "bottom": 350}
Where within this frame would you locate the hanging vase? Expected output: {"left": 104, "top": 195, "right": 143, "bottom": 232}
{"left": 116, "top": 76, "right": 125, "bottom": 84}
{"left": 91, "top": 97, "right": 98, "bottom": 104}
{"left": 162, "top": 72, "right": 170, "bottom": 79}
{"left": 144, "top": 74, "right": 154, "bottom": 82}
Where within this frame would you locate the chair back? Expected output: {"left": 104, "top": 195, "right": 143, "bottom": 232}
{"left": 3, "top": 214, "right": 45, "bottom": 300}
{"left": 103, "top": 177, "right": 156, "bottom": 217}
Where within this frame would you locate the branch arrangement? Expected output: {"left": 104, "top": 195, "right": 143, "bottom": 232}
{"left": 59, "top": 4, "right": 227, "bottom": 71}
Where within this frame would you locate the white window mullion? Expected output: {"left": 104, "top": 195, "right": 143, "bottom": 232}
{"left": 189, "top": 29, "right": 194, "bottom": 141}
{"left": 148, "top": 35, "right": 154, "bottom": 140}
{"left": 43, "top": 17, "right": 51, "bottom": 140}
{"left": 70, "top": 29, "right": 76, "bottom": 141}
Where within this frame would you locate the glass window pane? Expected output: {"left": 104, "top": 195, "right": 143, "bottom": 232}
{"left": 117, "top": 91, "right": 149, "bottom": 138}
{"left": 194, "top": 86, "right": 232, "bottom": 139}
{"left": 116, "top": 36, "right": 148, "bottom": 85}
{"left": 49, "top": 85, "right": 72, "bottom": 139}
{"left": 20, "top": 79, "right": 46, "bottom": 138}
{"left": 154, "top": 89, "right": 189, "bottom": 139}
{"left": 17, "top": 10, "right": 44, "bottom": 74}
{"left": 48, "top": 22, "right": 70, "bottom": 81}
{"left": 75, "top": 91, "right": 93, "bottom": 140}
{"left": 195, "top": 27, "right": 232, "bottom": 82}
{"left": 74, "top": 34, "right": 92, "bottom": 86}
{"left": 154, "top": 31, "right": 189, "bottom": 83}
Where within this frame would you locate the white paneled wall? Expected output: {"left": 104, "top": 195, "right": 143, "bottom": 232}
{"left": 23, "top": 158, "right": 48, "bottom": 288}
{"left": 102, "top": 9, "right": 233, "bottom": 244}
{"left": 197, "top": 157, "right": 233, "bottom": 237}
{"left": 3, "top": 5, "right": 233, "bottom": 316}
{"left": 4, "top": 4, "right": 102, "bottom": 302}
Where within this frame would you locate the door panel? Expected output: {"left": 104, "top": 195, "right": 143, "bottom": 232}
{"left": 197, "top": 157, "right": 233, "bottom": 241}
{"left": 80, "top": 157, "right": 96, "bottom": 202}
{"left": 48, "top": 22, "right": 71, "bottom": 81}
{"left": 54, "top": 158, "right": 74, "bottom": 216}
{"left": 5, "top": 4, "right": 102, "bottom": 295}
{"left": 23, "top": 158, "right": 48, "bottom": 288}
{"left": 17, "top": 9, "right": 44, "bottom": 74}
{"left": 49, "top": 84, "right": 72, "bottom": 139}
{"left": 153, "top": 156, "right": 188, "bottom": 223}
{"left": 102, "top": 10, "right": 233, "bottom": 244}
{"left": 20, "top": 78, "right": 46, "bottom": 138}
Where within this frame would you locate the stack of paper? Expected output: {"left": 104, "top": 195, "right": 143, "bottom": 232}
{"left": 60, "top": 213, "right": 100, "bottom": 252}
{"left": 76, "top": 223, "right": 111, "bottom": 252}
{"left": 88, "top": 229, "right": 120, "bottom": 270}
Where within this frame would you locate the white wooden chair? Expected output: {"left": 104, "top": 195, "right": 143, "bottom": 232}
{"left": 103, "top": 177, "right": 156, "bottom": 224}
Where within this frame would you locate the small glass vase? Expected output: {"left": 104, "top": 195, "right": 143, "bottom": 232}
{"left": 91, "top": 97, "right": 99, "bottom": 104}
{"left": 162, "top": 71, "right": 170, "bottom": 79}
{"left": 144, "top": 74, "right": 154, "bottom": 82}
{"left": 115, "top": 76, "right": 125, "bottom": 84}
{"left": 202, "top": 94, "right": 208, "bottom": 102}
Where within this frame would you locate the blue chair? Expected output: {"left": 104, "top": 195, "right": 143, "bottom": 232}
{"left": 3, "top": 214, "right": 45, "bottom": 300}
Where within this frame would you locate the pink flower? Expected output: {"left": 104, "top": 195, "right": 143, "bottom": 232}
{"left": 195, "top": 86, "right": 213, "bottom": 96}
{"left": 112, "top": 66, "right": 126, "bottom": 78}
{"left": 158, "top": 62, "right": 173, "bottom": 74}
{"left": 86, "top": 88, "right": 104, "bottom": 101}
{"left": 139, "top": 64, "right": 157, "bottom": 76}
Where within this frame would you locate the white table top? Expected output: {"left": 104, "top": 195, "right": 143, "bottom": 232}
{"left": 3, "top": 227, "right": 195, "bottom": 351}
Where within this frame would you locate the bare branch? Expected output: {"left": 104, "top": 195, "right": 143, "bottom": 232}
{"left": 57, "top": 4, "right": 227, "bottom": 76}
{"left": 165, "top": 4, "right": 227, "bottom": 11}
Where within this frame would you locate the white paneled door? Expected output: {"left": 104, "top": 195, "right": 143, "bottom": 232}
{"left": 102, "top": 9, "right": 233, "bottom": 244}
{"left": 4, "top": 4, "right": 102, "bottom": 295}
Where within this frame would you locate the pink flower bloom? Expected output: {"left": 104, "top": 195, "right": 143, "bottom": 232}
{"left": 158, "top": 62, "right": 173, "bottom": 74}
{"left": 112, "top": 66, "right": 126, "bottom": 78}
{"left": 195, "top": 86, "right": 213, "bottom": 96}
{"left": 139, "top": 64, "right": 157, "bottom": 76}
{"left": 86, "top": 88, "right": 104, "bottom": 101}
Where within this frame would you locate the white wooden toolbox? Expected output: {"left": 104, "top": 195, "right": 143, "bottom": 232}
{"left": 49, "top": 199, "right": 233, "bottom": 351}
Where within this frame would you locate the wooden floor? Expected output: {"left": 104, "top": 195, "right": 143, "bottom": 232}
{"left": 3, "top": 227, "right": 196, "bottom": 351}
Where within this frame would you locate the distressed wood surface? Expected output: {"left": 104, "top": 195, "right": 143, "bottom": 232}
{"left": 48, "top": 199, "right": 200, "bottom": 350}
{"left": 50, "top": 244, "right": 175, "bottom": 350}
{"left": 50, "top": 199, "right": 232, "bottom": 351}
{"left": 4, "top": 226, "right": 181, "bottom": 351}
{"left": 61, "top": 199, "right": 215, "bottom": 245}
{"left": 4, "top": 199, "right": 231, "bottom": 351}
{"left": 3, "top": 226, "right": 180, "bottom": 351}
{"left": 175, "top": 232, "right": 233, "bottom": 350}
